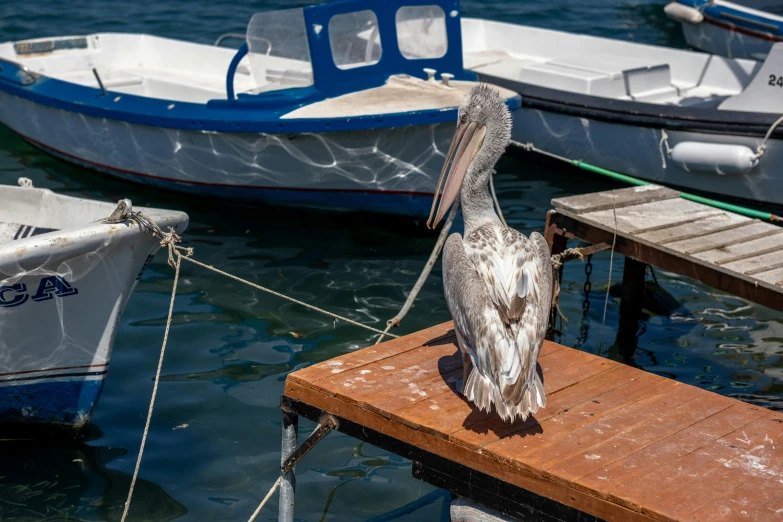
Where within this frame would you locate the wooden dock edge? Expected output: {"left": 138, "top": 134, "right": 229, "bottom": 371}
{"left": 282, "top": 382, "right": 655, "bottom": 522}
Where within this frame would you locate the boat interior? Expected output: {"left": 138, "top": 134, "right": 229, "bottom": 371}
{"left": 2, "top": 5, "right": 777, "bottom": 114}
{"left": 0, "top": 184, "right": 117, "bottom": 243}
{"left": 0, "top": 5, "right": 493, "bottom": 115}
{"left": 461, "top": 17, "right": 768, "bottom": 111}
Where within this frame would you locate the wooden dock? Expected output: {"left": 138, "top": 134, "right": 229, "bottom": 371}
{"left": 282, "top": 322, "right": 783, "bottom": 522}
{"left": 545, "top": 185, "right": 783, "bottom": 313}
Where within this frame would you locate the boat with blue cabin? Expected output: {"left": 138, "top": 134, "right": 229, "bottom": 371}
{"left": 0, "top": 0, "right": 518, "bottom": 216}
{"left": 665, "top": 1, "right": 783, "bottom": 61}
{"left": 0, "top": 179, "right": 188, "bottom": 434}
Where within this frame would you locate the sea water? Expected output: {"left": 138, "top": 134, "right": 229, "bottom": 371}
{"left": 0, "top": 1, "right": 780, "bottom": 520}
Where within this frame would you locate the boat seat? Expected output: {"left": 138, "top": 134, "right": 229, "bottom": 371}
{"left": 0, "top": 222, "right": 56, "bottom": 243}
{"left": 244, "top": 68, "right": 314, "bottom": 95}
{"left": 60, "top": 69, "right": 144, "bottom": 89}
{"left": 476, "top": 53, "right": 678, "bottom": 101}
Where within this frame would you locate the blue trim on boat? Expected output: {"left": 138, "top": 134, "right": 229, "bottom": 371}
{"left": 0, "top": 0, "right": 521, "bottom": 134}
{"left": 678, "top": 0, "right": 783, "bottom": 38}
{"left": 0, "top": 377, "right": 105, "bottom": 428}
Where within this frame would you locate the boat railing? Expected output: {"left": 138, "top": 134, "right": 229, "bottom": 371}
{"left": 0, "top": 57, "right": 37, "bottom": 86}
{"left": 215, "top": 33, "right": 272, "bottom": 56}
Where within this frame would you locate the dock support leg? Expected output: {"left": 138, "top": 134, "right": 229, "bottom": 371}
{"left": 279, "top": 410, "right": 298, "bottom": 522}
{"left": 614, "top": 257, "right": 646, "bottom": 363}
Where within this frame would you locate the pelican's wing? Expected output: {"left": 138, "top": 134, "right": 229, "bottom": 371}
{"left": 461, "top": 226, "right": 553, "bottom": 419}
{"left": 464, "top": 226, "right": 534, "bottom": 323}
{"left": 444, "top": 229, "right": 553, "bottom": 421}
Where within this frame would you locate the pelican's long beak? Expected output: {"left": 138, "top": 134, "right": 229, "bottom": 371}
{"left": 427, "top": 120, "right": 487, "bottom": 229}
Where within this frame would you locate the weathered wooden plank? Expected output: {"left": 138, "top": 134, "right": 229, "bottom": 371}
{"left": 576, "top": 403, "right": 770, "bottom": 495}
{"left": 549, "top": 212, "right": 783, "bottom": 312}
{"left": 484, "top": 378, "right": 688, "bottom": 466}
{"left": 666, "top": 222, "right": 781, "bottom": 255}
{"left": 754, "top": 267, "right": 783, "bottom": 287}
{"left": 721, "top": 250, "right": 783, "bottom": 276}
{"left": 612, "top": 415, "right": 783, "bottom": 519}
{"left": 545, "top": 393, "right": 745, "bottom": 483}
{"left": 637, "top": 212, "right": 751, "bottom": 245}
{"left": 531, "top": 386, "right": 728, "bottom": 474}
{"left": 390, "top": 347, "right": 612, "bottom": 439}
{"left": 582, "top": 199, "right": 721, "bottom": 235}
{"left": 692, "top": 232, "right": 783, "bottom": 265}
{"left": 451, "top": 365, "right": 636, "bottom": 450}
{"left": 551, "top": 185, "right": 679, "bottom": 215}
{"left": 287, "top": 322, "right": 451, "bottom": 385}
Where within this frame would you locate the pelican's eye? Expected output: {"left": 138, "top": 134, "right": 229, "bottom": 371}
{"left": 459, "top": 112, "right": 468, "bottom": 123}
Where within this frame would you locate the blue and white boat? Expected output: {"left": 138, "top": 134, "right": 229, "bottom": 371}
{"left": 666, "top": 1, "right": 783, "bottom": 60}
{"left": 0, "top": 179, "right": 188, "bottom": 433}
{"left": 0, "top": 0, "right": 518, "bottom": 216}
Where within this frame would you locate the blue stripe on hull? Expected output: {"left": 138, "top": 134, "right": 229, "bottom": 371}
{"left": 26, "top": 136, "right": 435, "bottom": 216}
{"left": 0, "top": 378, "right": 105, "bottom": 429}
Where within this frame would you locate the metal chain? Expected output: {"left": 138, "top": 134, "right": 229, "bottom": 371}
{"left": 575, "top": 255, "right": 593, "bottom": 347}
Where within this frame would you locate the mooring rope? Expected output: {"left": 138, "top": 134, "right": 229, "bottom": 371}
{"left": 180, "top": 255, "right": 397, "bottom": 338}
{"left": 119, "top": 213, "right": 407, "bottom": 522}
{"left": 247, "top": 477, "right": 282, "bottom": 522}
{"left": 489, "top": 169, "right": 508, "bottom": 228}
{"left": 120, "top": 239, "right": 183, "bottom": 522}
{"left": 754, "top": 113, "right": 783, "bottom": 160}
{"left": 375, "top": 202, "right": 459, "bottom": 345}
{"left": 598, "top": 192, "right": 617, "bottom": 350}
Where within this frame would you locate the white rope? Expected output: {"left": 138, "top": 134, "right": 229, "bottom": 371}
{"left": 180, "top": 256, "right": 397, "bottom": 339}
{"left": 489, "top": 169, "right": 507, "bottom": 227}
{"left": 658, "top": 129, "right": 671, "bottom": 169}
{"left": 119, "top": 219, "right": 403, "bottom": 521}
{"left": 375, "top": 202, "right": 459, "bottom": 345}
{"left": 120, "top": 248, "right": 182, "bottom": 522}
{"left": 754, "top": 114, "right": 783, "bottom": 160}
{"left": 247, "top": 477, "right": 282, "bottom": 522}
{"left": 598, "top": 192, "right": 617, "bottom": 351}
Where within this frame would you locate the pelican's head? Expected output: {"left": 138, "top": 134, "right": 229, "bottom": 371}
{"left": 427, "top": 84, "right": 512, "bottom": 228}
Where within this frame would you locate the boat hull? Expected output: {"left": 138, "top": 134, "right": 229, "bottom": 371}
{"left": 681, "top": 17, "right": 778, "bottom": 61}
{"left": 510, "top": 106, "right": 783, "bottom": 207}
{"left": 0, "top": 91, "right": 452, "bottom": 216}
{"left": 0, "top": 188, "right": 188, "bottom": 433}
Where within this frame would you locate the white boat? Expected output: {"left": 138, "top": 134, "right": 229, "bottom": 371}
{"left": 460, "top": 18, "right": 783, "bottom": 208}
{"left": 0, "top": 0, "right": 518, "bottom": 216}
{"left": 0, "top": 178, "right": 188, "bottom": 433}
{"left": 665, "top": 1, "right": 783, "bottom": 61}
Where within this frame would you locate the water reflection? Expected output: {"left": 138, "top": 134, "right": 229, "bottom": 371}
{"left": 0, "top": 440, "right": 187, "bottom": 521}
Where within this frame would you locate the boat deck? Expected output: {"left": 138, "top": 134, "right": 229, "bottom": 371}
{"left": 282, "top": 322, "right": 783, "bottom": 521}
{"left": 545, "top": 185, "right": 783, "bottom": 313}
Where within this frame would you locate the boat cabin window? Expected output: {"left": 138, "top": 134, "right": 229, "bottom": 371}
{"left": 328, "top": 10, "right": 382, "bottom": 70}
{"left": 246, "top": 9, "right": 314, "bottom": 92}
{"left": 395, "top": 5, "right": 447, "bottom": 59}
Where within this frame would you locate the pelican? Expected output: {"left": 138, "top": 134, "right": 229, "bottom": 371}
{"left": 428, "top": 84, "right": 553, "bottom": 423}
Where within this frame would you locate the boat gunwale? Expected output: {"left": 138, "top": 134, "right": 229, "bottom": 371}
{"left": 0, "top": 70, "right": 521, "bottom": 133}
{"left": 480, "top": 73, "right": 783, "bottom": 139}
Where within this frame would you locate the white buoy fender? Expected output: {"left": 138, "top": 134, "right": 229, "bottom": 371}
{"left": 664, "top": 2, "right": 704, "bottom": 24}
{"left": 670, "top": 142, "right": 759, "bottom": 175}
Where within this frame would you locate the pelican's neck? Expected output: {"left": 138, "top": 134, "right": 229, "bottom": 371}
{"left": 460, "top": 167, "right": 501, "bottom": 236}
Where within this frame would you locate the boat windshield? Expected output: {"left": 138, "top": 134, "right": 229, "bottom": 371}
{"left": 394, "top": 5, "right": 448, "bottom": 60}
{"left": 246, "top": 9, "right": 314, "bottom": 92}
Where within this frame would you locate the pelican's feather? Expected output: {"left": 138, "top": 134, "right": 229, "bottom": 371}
{"left": 443, "top": 226, "right": 553, "bottom": 422}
